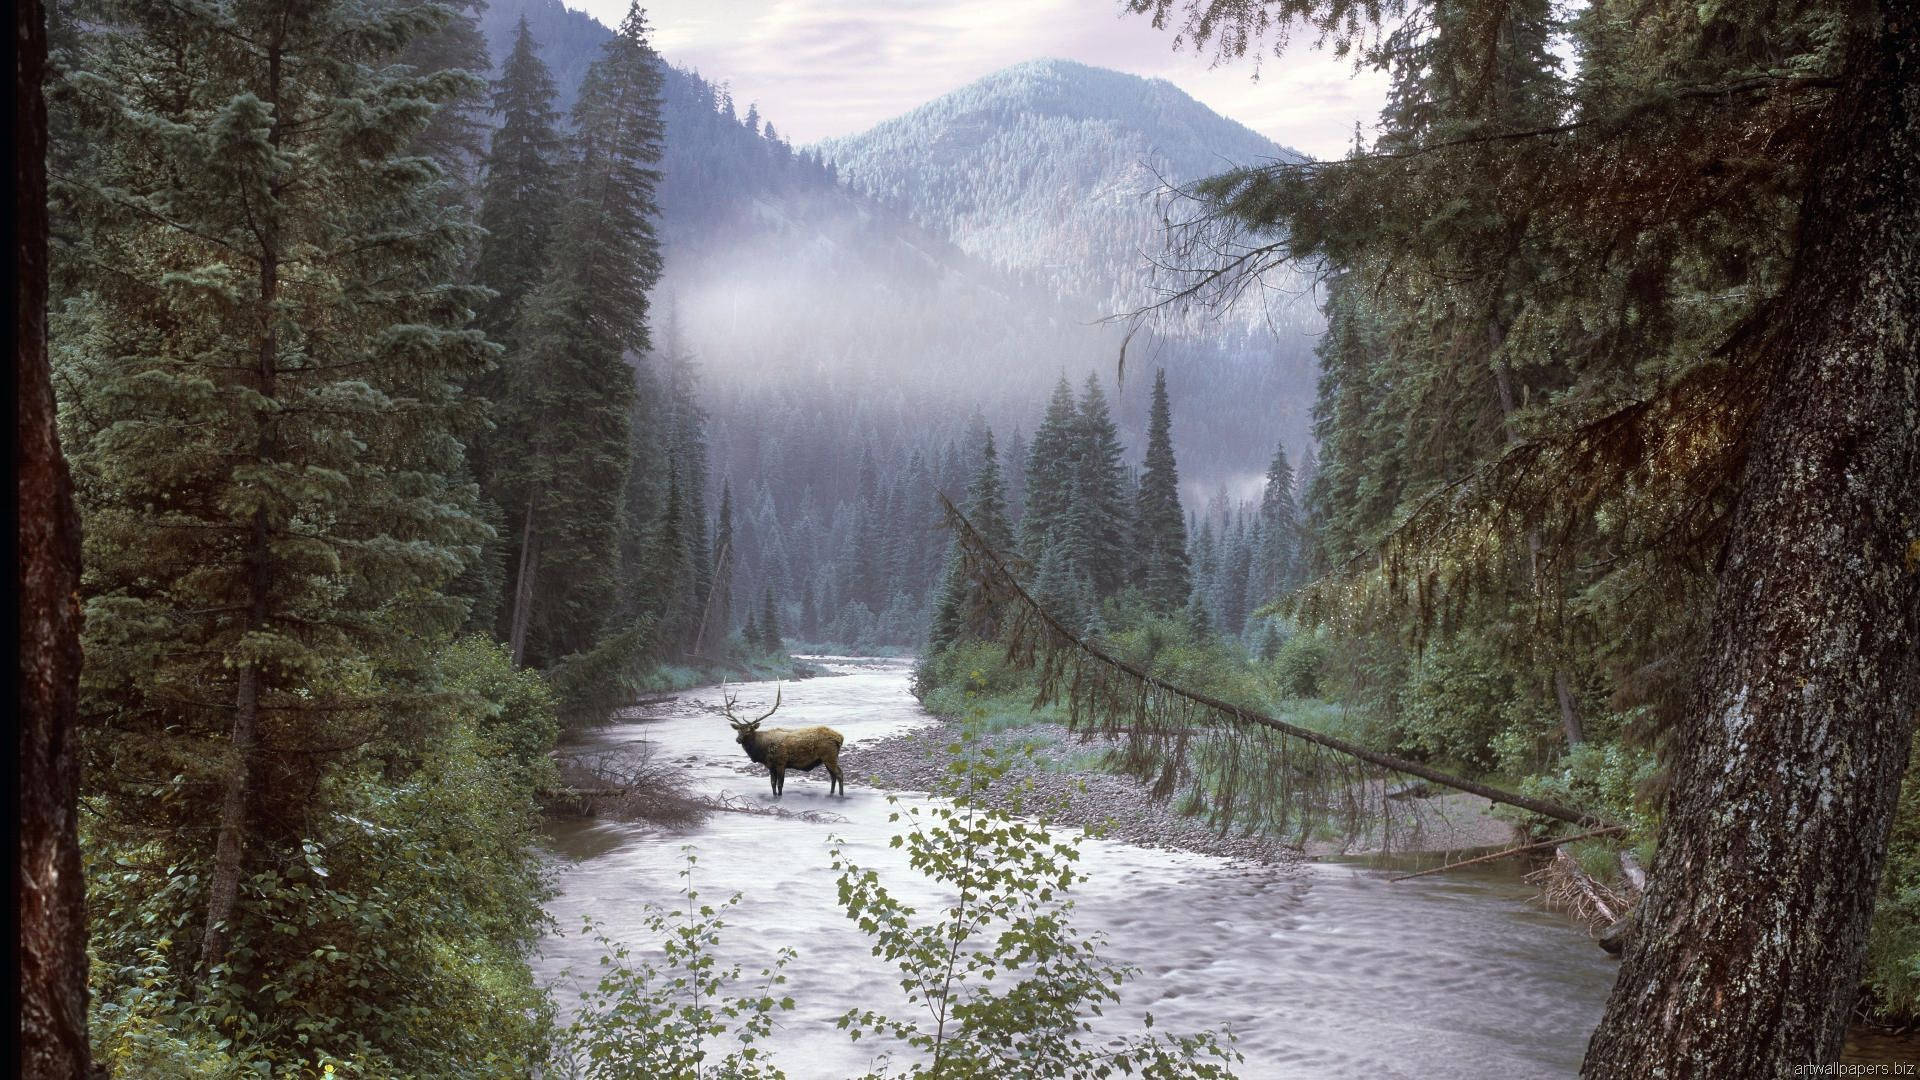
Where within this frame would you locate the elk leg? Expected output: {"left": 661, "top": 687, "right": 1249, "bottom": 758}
{"left": 828, "top": 761, "right": 844, "bottom": 796}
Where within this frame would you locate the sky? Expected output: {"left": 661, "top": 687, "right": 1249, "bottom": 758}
{"left": 572, "top": 0, "right": 1392, "bottom": 159}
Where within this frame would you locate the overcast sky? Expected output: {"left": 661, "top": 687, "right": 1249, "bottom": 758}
{"left": 570, "top": 0, "right": 1391, "bottom": 159}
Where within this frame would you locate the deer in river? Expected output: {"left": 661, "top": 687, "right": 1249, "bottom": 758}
{"left": 722, "top": 683, "right": 846, "bottom": 797}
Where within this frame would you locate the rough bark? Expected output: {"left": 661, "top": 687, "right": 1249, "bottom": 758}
{"left": 17, "top": 0, "right": 95, "bottom": 1069}
{"left": 1581, "top": 9, "right": 1920, "bottom": 1075}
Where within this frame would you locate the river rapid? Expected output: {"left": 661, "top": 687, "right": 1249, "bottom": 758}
{"left": 534, "top": 657, "right": 1621, "bottom": 1078}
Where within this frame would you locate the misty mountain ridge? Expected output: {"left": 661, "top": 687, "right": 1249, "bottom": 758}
{"left": 479, "top": 0, "right": 1319, "bottom": 527}
{"left": 816, "top": 57, "right": 1313, "bottom": 325}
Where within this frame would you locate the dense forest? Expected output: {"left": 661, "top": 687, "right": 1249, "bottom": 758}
{"left": 14, "top": 0, "right": 1916, "bottom": 1076}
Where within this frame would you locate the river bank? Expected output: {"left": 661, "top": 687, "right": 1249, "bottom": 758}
{"left": 841, "top": 713, "right": 1521, "bottom": 864}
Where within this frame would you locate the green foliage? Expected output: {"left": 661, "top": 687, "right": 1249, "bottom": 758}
{"left": 1509, "top": 742, "right": 1660, "bottom": 841}
{"left": 557, "top": 851, "right": 796, "bottom": 1079}
{"left": 1866, "top": 739, "right": 1920, "bottom": 1024}
{"left": 84, "top": 640, "right": 556, "bottom": 1076}
{"left": 435, "top": 634, "right": 561, "bottom": 792}
{"left": 1394, "top": 640, "right": 1542, "bottom": 773}
{"left": 550, "top": 622, "right": 658, "bottom": 732}
{"left": 1268, "top": 629, "right": 1326, "bottom": 700}
{"left": 832, "top": 720, "right": 1239, "bottom": 1079}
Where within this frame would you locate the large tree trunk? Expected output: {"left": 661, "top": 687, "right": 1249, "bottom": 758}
{"left": 17, "top": 0, "right": 95, "bottom": 1070}
{"left": 1582, "top": 9, "right": 1920, "bottom": 1076}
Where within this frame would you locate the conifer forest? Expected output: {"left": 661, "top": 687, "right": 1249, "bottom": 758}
{"left": 13, "top": 0, "right": 1918, "bottom": 1077}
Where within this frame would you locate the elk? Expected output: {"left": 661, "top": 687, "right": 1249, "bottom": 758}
{"left": 722, "top": 683, "right": 845, "bottom": 797}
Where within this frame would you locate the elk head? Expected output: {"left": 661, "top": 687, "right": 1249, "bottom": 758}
{"left": 721, "top": 682, "right": 781, "bottom": 739}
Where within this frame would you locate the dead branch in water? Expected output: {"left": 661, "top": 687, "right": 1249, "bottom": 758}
{"left": 551, "top": 743, "right": 708, "bottom": 826}
{"left": 1389, "top": 824, "right": 1627, "bottom": 882}
{"left": 1531, "top": 847, "right": 1633, "bottom": 928}
{"left": 702, "top": 792, "right": 848, "bottom": 824}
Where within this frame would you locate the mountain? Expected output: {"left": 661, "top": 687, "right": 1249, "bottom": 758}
{"left": 816, "top": 58, "right": 1311, "bottom": 322}
{"left": 473, "top": 3, "right": 1324, "bottom": 645}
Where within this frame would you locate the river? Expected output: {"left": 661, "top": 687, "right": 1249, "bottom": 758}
{"left": 534, "top": 657, "right": 1622, "bottom": 1078}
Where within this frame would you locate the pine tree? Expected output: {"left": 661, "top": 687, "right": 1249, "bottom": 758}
{"left": 471, "top": 17, "right": 563, "bottom": 341}
{"left": 1020, "top": 377, "right": 1079, "bottom": 566}
{"left": 760, "top": 587, "right": 783, "bottom": 654}
{"left": 930, "top": 429, "right": 1015, "bottom": 652}
{"left": 1254, "top": 443, "right": 1299, "bottom": 602}
{"left": 499, "top": 1, "right": 665, "bottom": 666}
{"left": 1134, "top": 369, "right": 1189, "bottom": 612}
{"left": 1075, "top": 373, "right": 1130, "bottom": 597}
{"left": 55, "top": 0, "right": 490, "bottom": 987}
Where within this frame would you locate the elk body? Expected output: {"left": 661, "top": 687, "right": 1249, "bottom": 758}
{"left": 723, "top": 684, "right": 845, "bottom": 797}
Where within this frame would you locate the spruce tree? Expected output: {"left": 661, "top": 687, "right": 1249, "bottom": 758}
{"left": 930, "top": 430, "right": 1015, "bottom": 652}
{"left": 1019, "top": 377, "right": 1079, "bottom": 566}
{"left": 1134, "top": 369, "right": 1190, "bottom": 612}
{"left": 1255, "top": 443, "right": 1299, "bottom": 602}
{"left": 471, "top": 16, "right": 563, "bottom": 341}
{"left": 760, "top": 587, "right": 783, "bottom": 654}
{"left": 55, "top": 0, "right": 490, "bottom": 988}
{"left": 499, "top": 1, "right": 665, "bottom": 666}
{"left": 1075, "top": 373, "right": 1130, "bottom": 597}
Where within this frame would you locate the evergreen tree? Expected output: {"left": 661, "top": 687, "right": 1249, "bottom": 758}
{"left": 760, "top": 587, "right": 783, "bottom": 653}
{"left": 742, "top": 610, "right": 762, "bottom": 653}
{"left": 499, "top": 1, "right": 666, "bottom": 666}
{"left": 1258, "top": 621, "right": 1285, "bottom": 663}
{"left": 1134, "top": 370, "right": 1190, "bottom": 612}
{"left": 1254, "top": 442, "right": 1299, "bottom": 602}
{"left": 1020, "top": 377, "right": 1079, "bottom": 566}
{"left": 471, "top": 17, "right": 563, "bottom": 341}
{"left": 54, "top": 0, "right": 490, "bottom": 1014}
{"left": 930, "top": 430, "right": 1015, "bottom": 652}
{"left": 1075, "top": 373, "right": 1130, "bottom": 597}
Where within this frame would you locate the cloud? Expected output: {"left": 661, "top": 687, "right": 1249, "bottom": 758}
{"left": 577, "top": 0, "right": 1388, "bottom": 158}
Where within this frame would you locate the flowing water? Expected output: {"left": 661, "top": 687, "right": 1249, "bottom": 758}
{"left": 534, "top": 657, "right": 1622, "bottom": 1078}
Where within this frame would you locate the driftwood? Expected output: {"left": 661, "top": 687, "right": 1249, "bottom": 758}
{"left": 1388, "top": 824, "right": 1627, "bottom": 882}
{"left": 1549, "top": 846, "right": 1623, "bottom": 925}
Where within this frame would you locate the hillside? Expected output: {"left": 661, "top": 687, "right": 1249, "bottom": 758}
{"left": 816, "top": 58, "right": 1310, "bottom": 320}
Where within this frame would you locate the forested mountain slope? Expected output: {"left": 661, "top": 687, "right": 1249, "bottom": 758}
{"left": 817, "top": 58, "right": 1308, "bottom": 320}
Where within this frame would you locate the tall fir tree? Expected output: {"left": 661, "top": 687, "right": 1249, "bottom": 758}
{"left": 470, "top": 17, "right": 563, "bottom": 341}
{"left": 929, "top": 430, "right": 1015, "bottom": 652}
{"left": 1019, "top": 377, "right": 1079, "bottom": 566}
{"left": 499, "top": 1, "right": 665, "bottom": 666}
{"left": 1133, "top": 369, "right": 1190, "bottom": 612}
{"left": 1254, "top": 442, "right": 1299, "bottom": 603}
{"left": 1075, "top": 373, "right": 1131, "bottom": 597}
{"left": 709, "top": 478, "right": 735, "bottom": 648}
{"left": 54, "top": 0, "right": 490, "bottom": 1005}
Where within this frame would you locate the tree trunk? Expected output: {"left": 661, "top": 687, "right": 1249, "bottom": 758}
{"left": 508, "top": 496, "right": 538, "bottom": 665}
{"left": 1582, "top": 11, "right": 1920, "bottom": 1075}
{"left": 200, "top": 35, "right": 284, "bottom": 978}
{"left": 1554, "top": 668, "right": 1585, "bottom": 747}
{"left": 17, "top": 0, "right": 95, "bottom": 1069}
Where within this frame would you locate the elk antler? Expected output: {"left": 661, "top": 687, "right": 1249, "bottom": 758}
{"left": 719, "top": 682, "right": 781, "bottom": 727}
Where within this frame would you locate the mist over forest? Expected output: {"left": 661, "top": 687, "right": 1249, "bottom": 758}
{"left": 478, "top": 0, "right": 1323, "bottom": 650}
